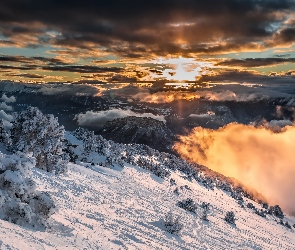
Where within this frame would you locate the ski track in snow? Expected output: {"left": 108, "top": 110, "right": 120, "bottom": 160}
{"left": 0, "top": 162, "right": 294, "bottom": 249}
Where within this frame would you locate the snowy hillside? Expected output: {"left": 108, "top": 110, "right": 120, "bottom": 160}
{"left": 0, "top": 158, "right": 295, "bottom": 249}
{"left": 0, "top": 107, "right": 295, "bottom": 249}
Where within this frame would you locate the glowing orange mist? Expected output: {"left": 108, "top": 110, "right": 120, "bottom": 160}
{"left": 174, "top": 123, "right": 295, "bottom": 213}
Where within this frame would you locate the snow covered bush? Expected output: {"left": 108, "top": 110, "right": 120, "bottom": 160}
{"left": 247, "top": 203, "right": 255, "bottom": 209}
{"left": 170, "top": 178, "right": 176, "bottom": 186}
{"left": 177, "top": 198, "right": 198, "bottom": 213}
{"left": 9, "top": 107, "right": 68, "bottom": 174}
{"left": 135, "top": 157, "right": 170, "bottom": 178}
{"left": 163, "top": 211, "right": 183, "bottom": 235}
{"left": 224, "top": 211, "right": 236, "bottom": 226}
{"left": 284, "top": 221, "right": 291, "bottom": 229}
{"left": 268, "top": 205, "right": 284, "bottom": 219}
{"left": 255, "top": 208, "right": 266, "bottom": 218}
{"left": 200, "top": 202, "right": 214, "bottom": 221}
{"left": 0, "top": 152, "right": 55, "bottom": 228}
{"left": 173, "top": 187, "right": 180, "bottom": 195}
{"left": 231, "top": 191, "right": 243, "bottom": 201}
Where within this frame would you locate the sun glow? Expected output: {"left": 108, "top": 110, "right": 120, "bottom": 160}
{"left": 151, "top": 57, "right": 213, "bottom": 81}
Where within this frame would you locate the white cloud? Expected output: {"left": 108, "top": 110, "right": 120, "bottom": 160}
{"left": 76, "top": 109, "right": 166, "bottom": 128}
{"left": 0, "top": 102, "right": 13, "bottom": 111}
{"left": 189, "top": 111, "right": 215, "bottom": 119}
{"left": 0, "top": 110, "right": 13, "bottom": 128}
{"left": 1, "top": 94, "right": 16, "bottom": 103}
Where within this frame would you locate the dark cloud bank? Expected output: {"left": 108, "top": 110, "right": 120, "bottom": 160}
{"left": 0, "top": 0, "right": 295, "bottom": 55}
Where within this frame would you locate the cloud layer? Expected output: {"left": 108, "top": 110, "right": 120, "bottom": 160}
{"left": 76, "top": 109, "right": 165, "bottom": 128}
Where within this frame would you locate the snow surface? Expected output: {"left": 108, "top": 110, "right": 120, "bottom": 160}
{"left": 0, "top": 161, "right": 294, "bottom": 249}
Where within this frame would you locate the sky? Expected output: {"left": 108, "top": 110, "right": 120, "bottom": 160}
{"left": 0, "top": 0, "right": 295, "bottom": 84}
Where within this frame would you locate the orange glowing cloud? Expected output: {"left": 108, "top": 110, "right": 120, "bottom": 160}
{"left": 174, "top": 123, "right": 295, "bottom": 214}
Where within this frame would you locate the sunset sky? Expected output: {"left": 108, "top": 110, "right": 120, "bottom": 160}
{"left": 1, "top": 0, "right": 295, "bottom": 83}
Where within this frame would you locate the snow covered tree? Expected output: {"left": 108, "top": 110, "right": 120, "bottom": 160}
{"left": 177, "top": 198, "right": 198, "bottom": 213}
{"left": 73, "top": 127, "right": 99, "bottom": 158}
{"left": 0, "top": 152, "right": 56, "bottom": 228}
{"left": 163, "top": 211, "right": 183, "bottom": 235}
{"left": 104, "top": 155, "right": 113, "bottom": 168}
{"left": 9, "top": 107, "right": 68, "bottom": 174}
{"left": 62, "top": 139, "right": 78, "bottom": 163}
{"left": 224, "top": 211, "right": 236, "bottom": 226}
{"left": 0, "top": 119, "right": 9, "bottom": 145}
{"left": 200, "top": 202, "right": 213, "bottom": 221}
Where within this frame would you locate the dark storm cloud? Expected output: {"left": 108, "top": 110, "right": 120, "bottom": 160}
{"left": 42, "top": 65, "right": 123, "bottom": 73}
{"left": 0, "top": 54, "right": 123, "bottom": 74}
{"left": 277, "top": 28, "right": 295, "bottom": 43}
{"left": 0, "top": 55, "right": 29, "bottom": 63}
{"left": 5, "top": 73, "right": 44, "bottom": 79}
{"left": 0, "top": 55, "right": 66, "bottom": 64}
{"left": 0, "top": 65, "right": 36, "bottom": 71}
{"left": 0, "top": 0, "right": 294, "bottom": 56}
{"left": 108, "top": 74, "right": 138, "bottom": 82}
{"left": 199, "top": 70, "right": 295, "bottom": 97}
{"left": 217, "top": 58, "right": 295, "bottom": 67}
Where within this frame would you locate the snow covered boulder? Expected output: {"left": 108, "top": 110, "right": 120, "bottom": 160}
{"left": 9, "top": 107, "right": 68, "bottom": 174}
{"left": 0, "top": 152, "right": 56, "bottom": 228}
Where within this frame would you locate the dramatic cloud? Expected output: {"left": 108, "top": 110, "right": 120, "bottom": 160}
{"left": 217, "top": 58, "right": 295, "bottom": 68}
{"left": 131, "top": 89, "right": 269, "bottom": 103}
{"left": 0, "top": 55, "right": 66, "bottom": 64}
{"left": 41, "top": 65, "right": 123, "bottom": 74}
{"left": 174, "top": 122, "right": 295, "bottom": 213}
{"left": 1, "top": 1, "right": 295, "bottom": 82}
{"left": 0, "top": 0, "right": 294, "bottom": 56}
{"left": 76, "top": 109, "right": 165, "bottom": 128}
{"left": 5, "top": 73, "right": 45, "bottom": 79}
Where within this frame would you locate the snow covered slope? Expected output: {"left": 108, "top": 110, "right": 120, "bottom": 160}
{"left": 0, "top": 161, "right": 294, "bottom": 249}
